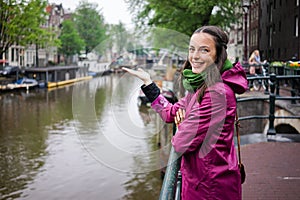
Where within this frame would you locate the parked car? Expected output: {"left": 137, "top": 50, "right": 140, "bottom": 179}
{"left": 1, "top": 66, "right": 20, "bottom": 77}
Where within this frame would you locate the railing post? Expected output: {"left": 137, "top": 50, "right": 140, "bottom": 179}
{"left": 267, "top": 73, "right": 276, "bottom": 135}
{"left": 159, "top": 124, "right": 182, "bottom": 200}
{"left": 175, "top": 171, "right": 182, "bottom": 200}
{"left": 159, "top": 147, "right": 181, "bottom": 200}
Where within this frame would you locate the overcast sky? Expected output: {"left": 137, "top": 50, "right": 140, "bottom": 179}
{"left": 50, "top": 0, "right": 133, "bottom": 26}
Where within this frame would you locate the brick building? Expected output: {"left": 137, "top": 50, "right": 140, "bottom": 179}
{"left": 254, "top": 0, "right": 300, "bottom": 61}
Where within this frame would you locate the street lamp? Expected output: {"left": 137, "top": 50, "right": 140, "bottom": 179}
{"left": 242, "top": 0, "right": 250, "bottom": 63}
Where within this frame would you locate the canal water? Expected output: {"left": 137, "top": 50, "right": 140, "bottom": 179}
{"left": 0, "top": 74, "right": 172, "bottom": 200}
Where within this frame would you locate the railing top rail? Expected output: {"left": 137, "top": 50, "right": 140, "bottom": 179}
{"left": 237, "top": 96, "right": 269, "bottom": 102}
{"left": 247, "top": 74, "right": 300, "bottom": 80}
{"left": 237, "top": 96, "right": 300, "bottom": 102}
{"left": 276, "top": 96, "right": 300, "bottom": 100}
{"left": 275, "top": 75, "right": 300, "bottom": 79}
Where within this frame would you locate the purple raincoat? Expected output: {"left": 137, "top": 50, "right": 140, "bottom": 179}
{"left": 151, "top": 62, "right": 248, "bottom": 200}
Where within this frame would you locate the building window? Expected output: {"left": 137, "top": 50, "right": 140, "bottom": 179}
{"left": 238, "top": 30, "right": 242, "bottom": 42}
{"left": 256, "top": 28, "right": 258, "bottom": 44}
{"left": 16, "top": 48, "right": 19, "bottom": 62}
{"left": 269, "top": 4, "right": 273, "bottom": 22}
{"left": 30, "top": 51, "right": 33, "bottom": 63}
{"left": 11, "top": 48, "right": 14, "bottom": 62}
{"left": 296, "top": 16, "right": 299, "bottom": 37}
{"left": 269, "top": 27, "right": 273, "bottom": 47}
{"left": 26, "top": 52, "right": 29, "bottom": 64}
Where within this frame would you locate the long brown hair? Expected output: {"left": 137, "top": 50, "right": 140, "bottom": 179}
{"left": 179, "top": 26, "right": 229, "bottom": 102}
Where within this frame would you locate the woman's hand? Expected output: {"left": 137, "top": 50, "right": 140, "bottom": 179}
{"left": 122, "top": 67, "right": 152, "bottom": 86}
{"left": 174, "top": 108, "right": 186, "bottom": 127}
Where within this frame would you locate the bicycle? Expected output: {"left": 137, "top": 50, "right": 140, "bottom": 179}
{"left": 252, "top": 63, "right": 269, "bottom": 92}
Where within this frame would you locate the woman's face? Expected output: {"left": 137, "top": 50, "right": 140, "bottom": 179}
{"left": 188, "top": 32, "right": 217, "bottom": 74}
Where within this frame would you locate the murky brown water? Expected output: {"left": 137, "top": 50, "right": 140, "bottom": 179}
{"left": 0, "top": 74, "right": 170, "bottom": 200}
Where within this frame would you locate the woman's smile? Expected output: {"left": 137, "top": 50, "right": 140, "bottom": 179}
{"left": 191, "top": 61, "right": 204, "bottom": 67}
{"left": 191, "top": 61, "right": 205, "bottom": 70}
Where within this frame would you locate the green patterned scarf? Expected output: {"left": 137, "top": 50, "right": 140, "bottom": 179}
{"left": 182, "top": 70, "right": 206, "bottom": 92}
{"left": 182, "top": 59, "right": 233, "bottom": 92}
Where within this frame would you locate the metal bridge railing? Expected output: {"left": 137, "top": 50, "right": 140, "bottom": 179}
{"left": 238, "top": 73, "right": 300, "bottom": 135}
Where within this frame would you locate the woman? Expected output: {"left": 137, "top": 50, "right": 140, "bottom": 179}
{"left": 248, "top": 49, "right": 261, "bottom": 74}
{"left": 123, "top": 25, "right": 248, "bottom": 200}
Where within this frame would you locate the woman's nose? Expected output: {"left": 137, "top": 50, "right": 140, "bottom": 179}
{"left": 192, "top": 50, "right": 201, "bottom": 59}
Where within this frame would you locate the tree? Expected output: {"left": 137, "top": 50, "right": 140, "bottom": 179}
{"left": 127, "top": 0, "right": 241, "bottom": 36}
{"left": 109, "top": 22, "right": 130, "bottom": 55}
{"left": 58, "top": 20, "right": 85, "bottom": 65}
{"left": 92, "top": 22, "right": 135, "bottom": 61}
{"left": 0, "top": 0, "right": 57, "bottom": 61}
{"left": 74, "top": 0, "right": 106, "bottom": 55}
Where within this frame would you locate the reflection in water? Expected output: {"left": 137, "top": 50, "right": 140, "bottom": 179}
{"left": 138, "top": 105, "right": 152, "bottom": 126}
{"left": 0, "top": 88, "right": 73, "bottom": 199}
{"left": 0, "top": 74, "right": 170, "bottom": 199}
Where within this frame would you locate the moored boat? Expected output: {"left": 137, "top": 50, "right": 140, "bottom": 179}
{"left": 0, "top": 77, "right": 38, "bottom": 91}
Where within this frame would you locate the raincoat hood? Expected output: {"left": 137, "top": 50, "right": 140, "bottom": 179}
{"left": 221, "top": 62, "right": 248, "bottom": 94}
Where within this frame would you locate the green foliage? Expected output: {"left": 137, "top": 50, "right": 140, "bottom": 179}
{"left": 93, "top": 22, "right": 141, "bottom": 59}
{"left": 209, "top": 0, "right": 242, "bottom": 28}
{"left": 149, "top": 27, "right": 189, "bottom": 54}
{"left": 108, "top": 23, "right": 130, "bottom": 54}
{"left": 270, "top": 61, "right": 284, "bottom": 67}
{"left": 0, "top": 0, "right": 57, "bottom": 56}
{"left": 58, "top": 20, "right": 85, "bottom": 57}
{"left": 74, "top": 0, "right": 107, "bottom": 54}
{"left": 127, "top": 0, "right": 241, "bottom": 36}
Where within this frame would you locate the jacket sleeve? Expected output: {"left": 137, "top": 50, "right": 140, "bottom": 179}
{"left": 151, "top": 94, "right": 187, "bottom": 123}
{"left": 141, "top": 82, "right": 186, "bottom": 123}
{"left": 171, "top": 87, "right": 229, "bottom": 155}
{"left": 141, "top": 82, "right": 161, "bottom": 103}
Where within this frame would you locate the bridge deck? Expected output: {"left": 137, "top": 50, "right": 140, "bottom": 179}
{"left": 242, "top": 141, "right": 300, "bottom": 199}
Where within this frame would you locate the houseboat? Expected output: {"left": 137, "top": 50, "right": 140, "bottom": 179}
{"left": 23, "top": 65, "right": 92, "bottom": 88}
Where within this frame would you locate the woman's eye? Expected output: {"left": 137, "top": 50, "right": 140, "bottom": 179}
{"left": 189, "top": 47, "right": 209, "bottom": 54}
{"left": 200, "top": 48, "right": 209, "bottom": 54}
{"left": 189, "top": 47, "right": 195, "bottom": 52}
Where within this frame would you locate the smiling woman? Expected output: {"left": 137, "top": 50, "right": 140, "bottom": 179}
{"left": 123, "top": 25, "right": 248, "bottom": 200}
